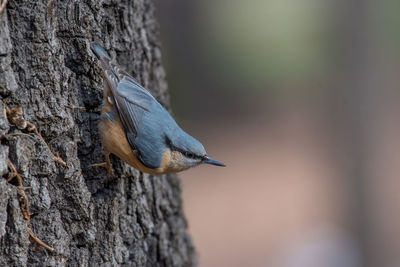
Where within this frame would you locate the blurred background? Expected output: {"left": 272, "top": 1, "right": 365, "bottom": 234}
{"left": 155, "top": 0, "right": 400, "bottom": 266}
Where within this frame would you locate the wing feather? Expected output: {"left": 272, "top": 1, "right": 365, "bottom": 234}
{"left": 100, "top": 57, "right": 155, "bottom": 144}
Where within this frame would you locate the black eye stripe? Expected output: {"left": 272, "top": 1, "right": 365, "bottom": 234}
{"left": 165, "top": 136, "right": 201, "bottom": 159}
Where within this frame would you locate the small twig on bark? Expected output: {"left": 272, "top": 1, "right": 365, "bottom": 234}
{"left": 7, "top": 159, "right": 56, "bottom": 253}
{"left": 0, "top": 0, "right": 8, "bottom": 15}
{"left": 29, "top": 229, "right": 56, "bottom": 253}
{"left": 5, "top": 132, "right": 37, "bottom": 141}
{"left": 5, "top": 106, "right": 67, "bottom": 166}
{"left": 65, "top": 105, "right": 86, "bottom": 111}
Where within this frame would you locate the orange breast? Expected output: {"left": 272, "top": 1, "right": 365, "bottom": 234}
{"left": 98, "top": 110, "right": 182, "bottom": 174}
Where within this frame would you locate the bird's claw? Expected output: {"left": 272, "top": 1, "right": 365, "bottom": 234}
{"left": 91, "top": 162, "right": 114, "bottom": 175}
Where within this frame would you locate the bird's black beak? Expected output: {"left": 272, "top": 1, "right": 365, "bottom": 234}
{"left": 203, "top": 156, "right": 226, "bottom": 167}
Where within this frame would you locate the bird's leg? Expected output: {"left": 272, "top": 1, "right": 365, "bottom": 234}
{"left": 65, "top": 105, "right": 86, "bottom": 111}
{"left": 91, "top": 152, "right": 114, "bottom": 175}
{"left": 0, "top": 0, "right": 8, "bottom": 15}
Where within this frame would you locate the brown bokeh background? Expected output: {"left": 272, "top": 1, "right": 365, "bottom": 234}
{"left": 155, "top": 1, "right": 400, "bottom": 266}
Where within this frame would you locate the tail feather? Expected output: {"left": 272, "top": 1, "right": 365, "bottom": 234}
{"left": 91, "top": 43, "right": 111, "bottom": 60}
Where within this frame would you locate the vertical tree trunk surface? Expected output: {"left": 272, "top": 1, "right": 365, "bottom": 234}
{"left": 0, "top": 0, "right": 196, "bottom": 266}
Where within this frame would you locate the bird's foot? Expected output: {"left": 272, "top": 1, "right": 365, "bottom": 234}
{"left": 91, "top": 162, "right": 114, "bottom": 175}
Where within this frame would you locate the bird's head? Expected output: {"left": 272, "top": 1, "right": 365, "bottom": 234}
{"left": 162, "top": 131, "right": 225, "bottom": 172}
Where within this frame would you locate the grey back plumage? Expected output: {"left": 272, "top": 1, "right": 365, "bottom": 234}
{"left": 92, "top": 44, "right": 206, "bottom": 169}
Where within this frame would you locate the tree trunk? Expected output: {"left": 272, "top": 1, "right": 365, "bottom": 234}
{"left": 0, "top": 0, "right": 196, "bottom": 266}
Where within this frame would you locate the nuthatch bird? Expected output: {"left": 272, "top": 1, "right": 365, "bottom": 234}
{"left": 91, "top": 44, "right": 225, "bottom": 175}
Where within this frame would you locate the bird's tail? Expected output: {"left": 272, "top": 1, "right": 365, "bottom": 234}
{"left": 91, "top": 43, "right": 111, "bottom": 60}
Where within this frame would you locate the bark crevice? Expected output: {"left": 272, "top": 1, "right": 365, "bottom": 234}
{"left": 0, "top": 1, "right": 196, "bottom": 266}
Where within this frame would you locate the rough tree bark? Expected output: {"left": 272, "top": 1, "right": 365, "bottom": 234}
{"left": 0, "top": 0, "right": 196, "bottom": 266}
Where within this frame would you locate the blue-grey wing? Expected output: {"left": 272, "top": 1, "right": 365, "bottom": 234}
{"left": 100, "top": 58, "right": 156, "bottom": 146}
{"left": 115, "top": 78, "right": 154, "bottom": 139}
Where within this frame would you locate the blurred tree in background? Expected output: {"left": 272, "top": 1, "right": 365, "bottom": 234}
{"left": 156, "top": 0, "right": 400, "bottom": 266}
